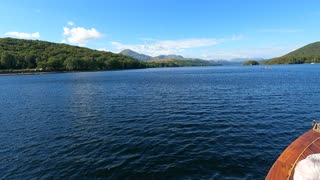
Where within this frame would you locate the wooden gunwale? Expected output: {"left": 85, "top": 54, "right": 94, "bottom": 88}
{"left": 266, "top": 129, "right": 320, "bottom": 180}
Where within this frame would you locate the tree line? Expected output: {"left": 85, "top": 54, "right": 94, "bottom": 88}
{"left": 0, "top": 38, "right": 145, "bottom": 71}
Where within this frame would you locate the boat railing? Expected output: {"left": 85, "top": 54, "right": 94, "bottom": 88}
{"left": 312, "top": 120, "right": 320, "bottom": 133}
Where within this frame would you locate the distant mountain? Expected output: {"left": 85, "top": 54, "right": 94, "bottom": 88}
{"left": 210, "top": 60, "right": 242, "bottom": 66}
{"left": 154, "top": 54, "right": 184, "bottom": 60}
{"left": 266, "top": 42, "right": 320, "bottom": 64}
{"left": 120, "top": 49, "right": 186, "bottom": 61}
{"left": 120, "top": 49, "right": 152, "bottom": 61}
{"left": 120, "top": 49, "right": 220, "bottom": 64}
{"left": 119, "top": 49, "right": 262, "bottom": 66}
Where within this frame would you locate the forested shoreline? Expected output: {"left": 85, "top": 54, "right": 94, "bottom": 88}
{"left": 0, "top": 38, "right": 144, "bottom": 71}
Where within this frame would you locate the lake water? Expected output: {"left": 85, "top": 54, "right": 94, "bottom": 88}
{"left": 1, "top": 65, "right": 320, "bottom": 179}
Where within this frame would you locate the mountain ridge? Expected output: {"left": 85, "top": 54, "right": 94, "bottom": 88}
{"left": 119, "top": 49, "right": 188, "bottom": 61}
{"left": 120, "top": 49, "right": 263, "bottom": 65}
{"left": 120, "top": 49, "right": 153, "bottom": 61}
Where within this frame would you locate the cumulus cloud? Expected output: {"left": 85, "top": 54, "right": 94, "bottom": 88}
{"left": 62, "top": 25, "right": 103, "bottom": 46}
{"left": 4, "top": 32, "right": 40, "bottom": 39}
{"left": 111, "top": 35, "right": 242, "bottom": 56}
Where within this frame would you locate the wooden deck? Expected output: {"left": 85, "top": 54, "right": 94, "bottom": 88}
{"left": 266, "top": 129, "right": 320, "bottom": 179}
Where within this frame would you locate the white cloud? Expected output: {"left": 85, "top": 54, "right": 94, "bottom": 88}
{"left": 4, "top": 32, "right": 40, "bottom": 39}
{"left": 67, "top": 21, "right": 74, "bottom": 26}
{"left": 259, "top": 29, "right": 303, "bottom": 33}
{"left": 199, "top": 45, "right": 302, "bottom": 60}
{"left": 63, "top": 25, "right": 103, "bottom": 46}
{"left": 111, "top": 35, "right": 242, "bottom": 56}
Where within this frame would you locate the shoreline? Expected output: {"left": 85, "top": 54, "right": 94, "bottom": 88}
{"left": 1, "top": 64, "right": 314, "bottom": 76}
{"left": 0, "top": 69, "right": 72, "bottom": 76}
{"left": 0, "top": 66, "right": 217, "bottom": 76}
{"left": 0, "top": 68, "right": 146, "bottom": 76}
{"left": 0, "top": 71, "right": 65, "bottom": 76}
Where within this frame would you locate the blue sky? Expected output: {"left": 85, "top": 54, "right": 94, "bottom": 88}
{"left": 1, "top": 0, "right": 320, "bottom": 59}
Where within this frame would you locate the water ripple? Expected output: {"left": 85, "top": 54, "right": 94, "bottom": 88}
{"left": 1, "top": 65, "right": 319, "bottom": 179}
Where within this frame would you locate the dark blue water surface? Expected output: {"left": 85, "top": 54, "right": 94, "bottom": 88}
{"left": 1, "top": 65, "right": 320, "bottom": 179}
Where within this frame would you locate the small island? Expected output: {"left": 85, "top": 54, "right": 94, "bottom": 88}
{"left": 243, "top": 60, "right": 259, "bottom": 66}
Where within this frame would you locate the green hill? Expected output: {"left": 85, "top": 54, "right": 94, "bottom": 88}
{"left": 266, "top": 42, "right": 320, "bottom": 64}
{"left": 0, "top": 38, "right": 144, "bottom": 71}
{"left": 120, "top": 49, "right": 153, "bottom": 61}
